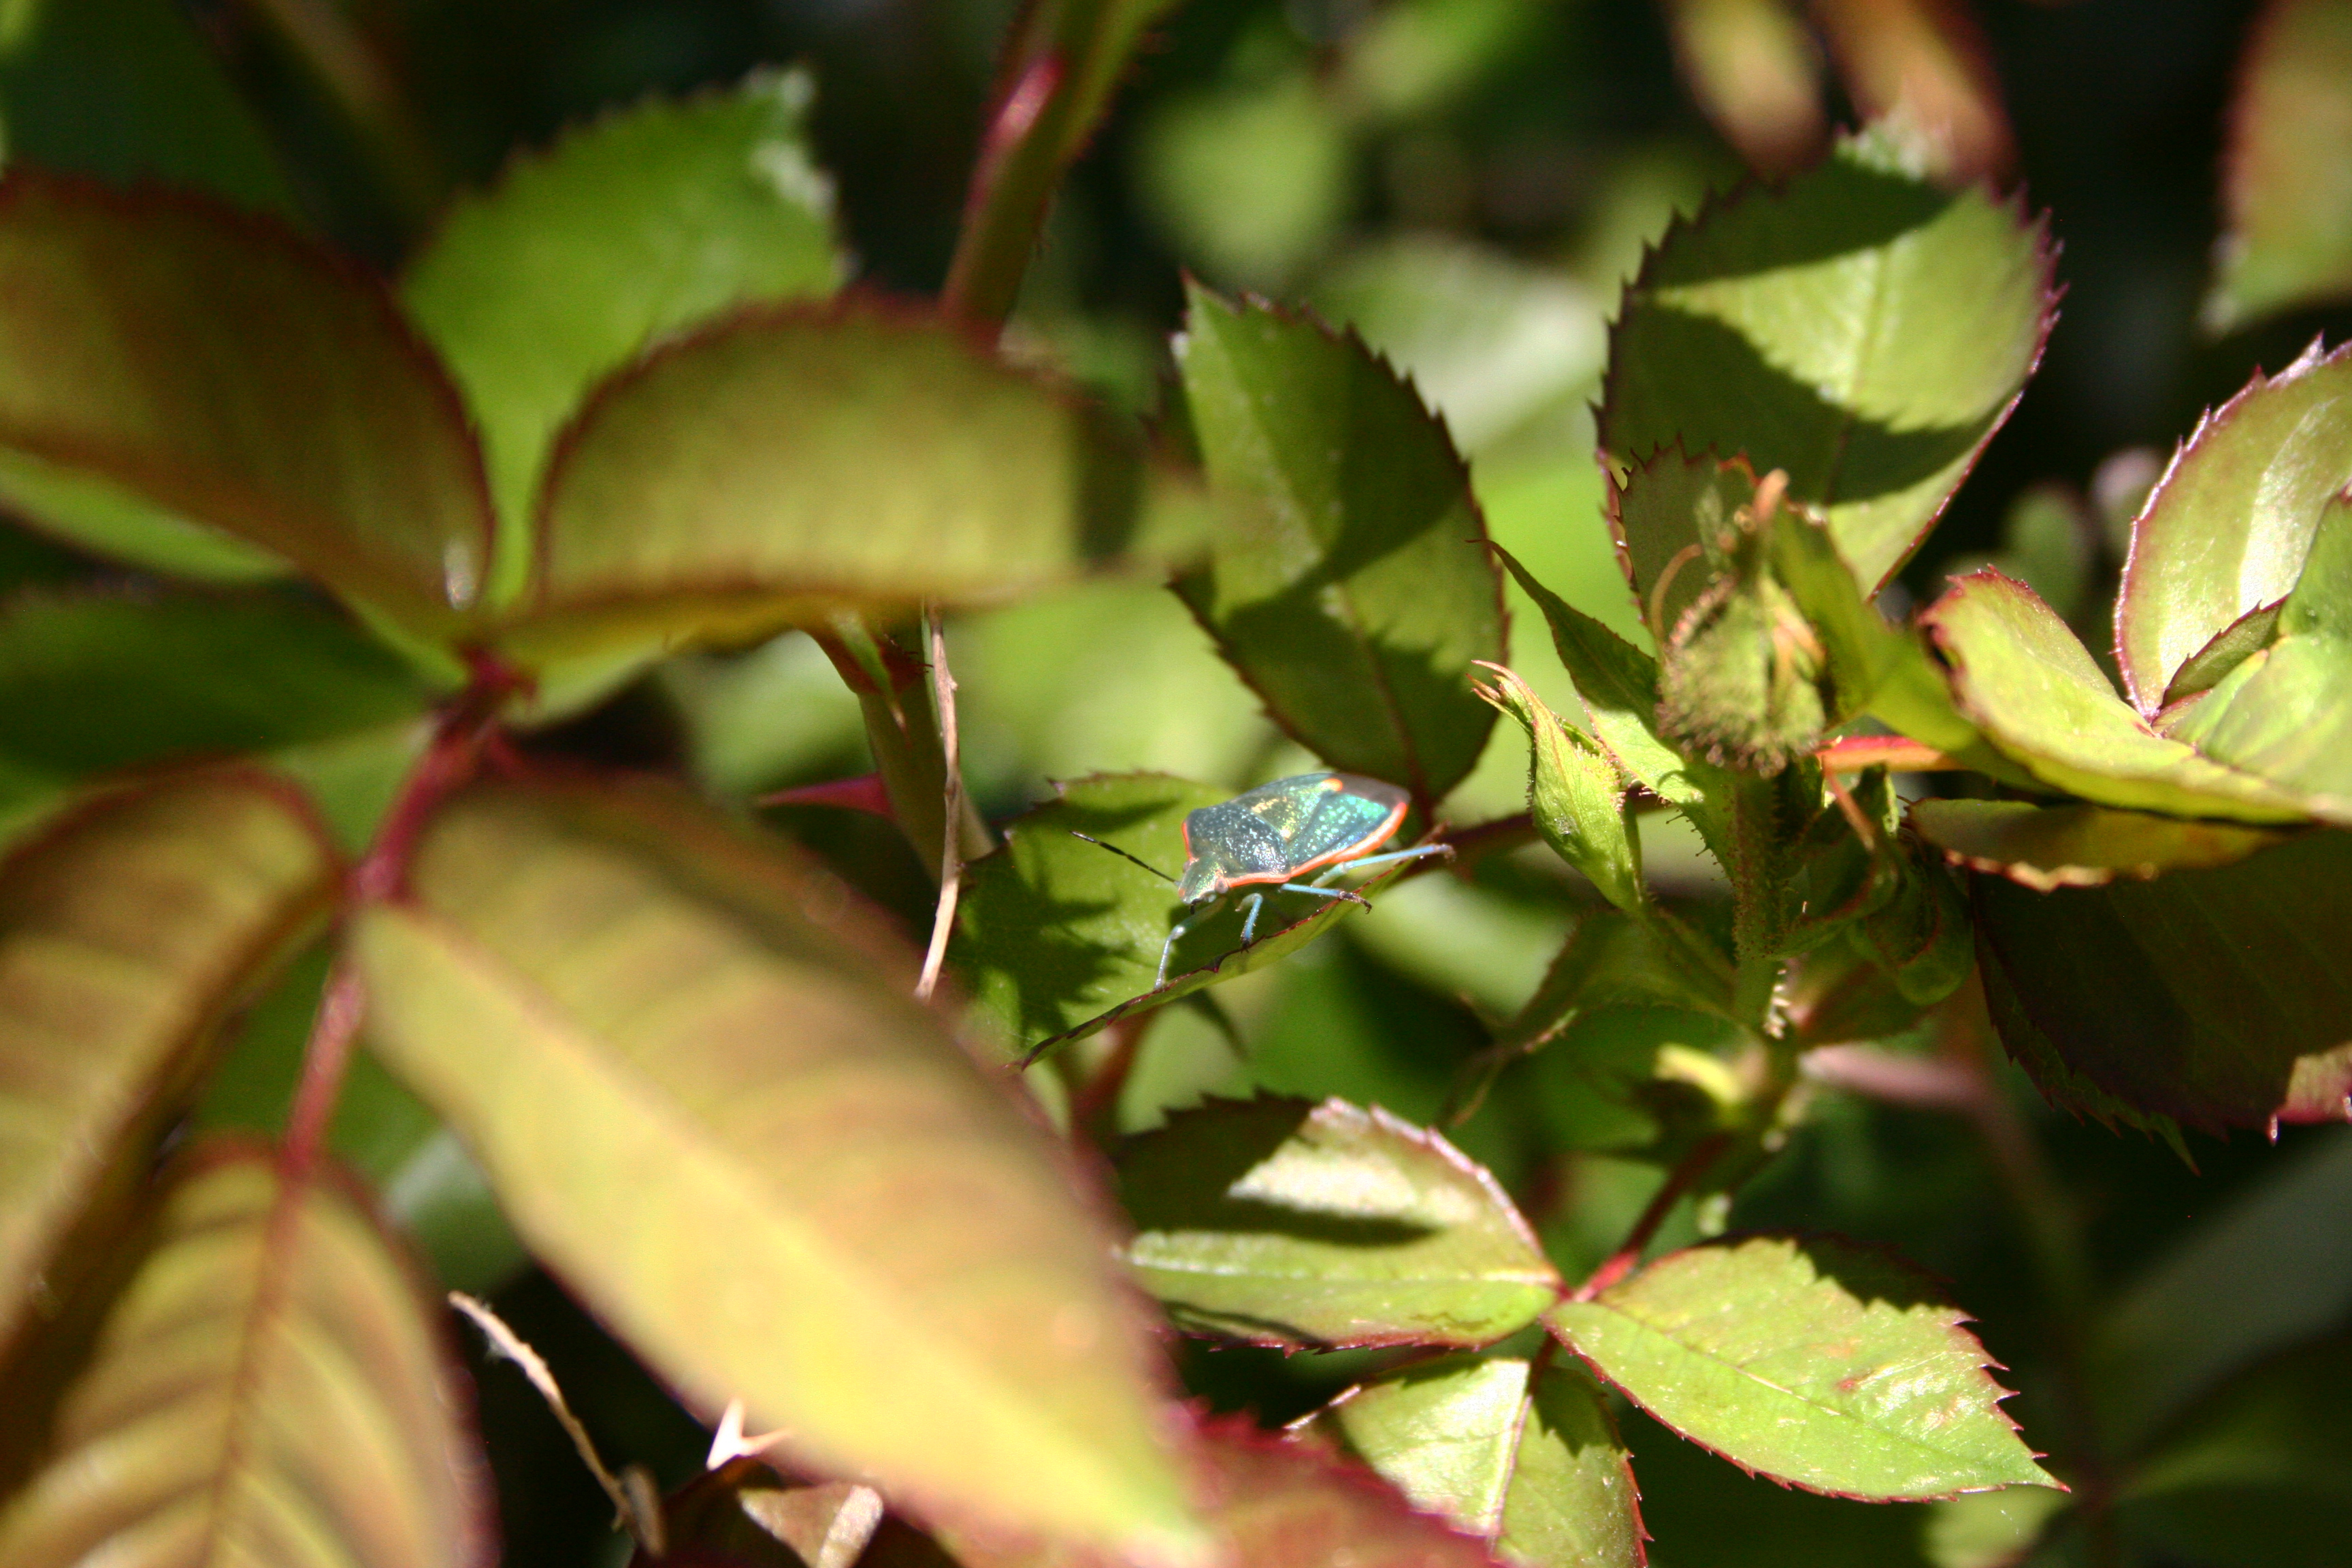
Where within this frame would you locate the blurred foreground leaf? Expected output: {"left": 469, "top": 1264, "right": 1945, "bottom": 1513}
{"left": 354, "top": 774, "right": 1201, "bottom": 1558}
{"left": 1310, "top": 1354, "right": 1645, "bottom": 1568}
{"left": 503, "top": 304, "right": 1207, "bottom": 664}
{"left": 1176, "top": 284, "right": 1503, "bottom": 807}
{"left": 404, "top": 71, "right": 843, "bottom": 606}
{"left": 0, "top": 1141, "right": 493, "bottom": 1567}
{"left": 1600, "top": 131, "right": 2053, "bottom": 589}
{"left": 0, "top": 768, "right": 333, "bottom": 1375}
{"left": 2206, "top": 0, "right": 2352, "bottom": 330}
{"left": 0, "top": 171, "right": 493, "bottom": 632}
{"left": 1971, "top": 830, "right": 2352, "bottom": 1131}
{"left": 1547, "top": 1235, "right": 2055, "bottom": 1500}
{"left": 1116, "top": 1096, "right": 1561, "bottom": 1348}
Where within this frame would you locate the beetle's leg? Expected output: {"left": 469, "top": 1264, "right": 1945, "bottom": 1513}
{"left": 1311, "top": 843, "right": 1454, "bottom": 885}
{"left": 1273, "top": 883, "right": 1371, "bottom": 909}
{"left": 1238, "top": 891, "right": 1265, "bottom": 945}
{"left": 1155, "top": 922, "right": 1186, "bottom": 987}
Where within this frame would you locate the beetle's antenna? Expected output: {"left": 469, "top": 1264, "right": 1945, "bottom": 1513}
{"left": 1071, "top": 832, "right": 1176, "bottom": 883}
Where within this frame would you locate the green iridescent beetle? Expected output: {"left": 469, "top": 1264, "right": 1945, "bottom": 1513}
{"left": 1076, "top": 771, "right": 1452, "bottom": 987}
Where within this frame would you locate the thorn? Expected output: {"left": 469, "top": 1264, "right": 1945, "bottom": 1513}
{"left": 708, "top": 1396, "right": 793, "bottom": 1469}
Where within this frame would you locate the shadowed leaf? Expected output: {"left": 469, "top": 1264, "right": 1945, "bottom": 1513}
{"left": 2206, "top": 0, "right": 2352, "bottom": 330}
{"left": 951, "top": 774, "right": 1419, "bottom": 1058}
{"left": 404, "top": 71, "right": 844, "bottom": 608}
{"left": 946, "top": 1415, "right": 1508, "bottom": 1568}
{"left": 0, "top": 587, "right": 433, "bottom": 786}
{"left": 1116, "top": 1096, "right": 1561, "bottom": 1348}
{"left": 1599, "top": 130, "right": 2054, "bottom": 589}
{"left": 1922, "top": 570, "right": 2325, "bottom": 823}
{"left": 1970, "top": 829, "right": 2352, "bottom": 1131}
{"left": 500, "top": 301, "right": 1209, "bottom": 664}
{"left": 0, "top": 171, "right": 494, "bottom": 632}
{"left": 2116, "top": 1337, "right": 2352, "bottom": 1568}
{"left": 353, "top": 774, "right": 1203, "bottom": 1559}
{"left": 1175, "top": 284, "right": 1504, "bottom": 807}
{"left": 0, "top": 1141, "right": 494, "bottom": 1567}
{"left": 0, "top": 768, "right": 334, "bottom": 1377}
{"left": 1910, "top": 798, "right": 2296, "bottom": 889}
{"left": 1546, "top": 1235, "right": 2056, "bottom": 1500}
{"left": 1309, "top": 1353, "right": 1646, "bottom": 1568}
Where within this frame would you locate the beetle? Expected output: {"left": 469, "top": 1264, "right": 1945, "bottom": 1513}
{"left": 1075, "top": 771, "right": 1452, "bottom": 987}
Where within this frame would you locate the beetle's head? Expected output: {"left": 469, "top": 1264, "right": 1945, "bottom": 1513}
{"left": 1175, "top": 855, "right": 1226, "bottom": 905}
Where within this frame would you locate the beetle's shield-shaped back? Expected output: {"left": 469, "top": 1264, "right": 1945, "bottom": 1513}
{"left": 1179, "top": 772, "right": 1409, "bottom": 899}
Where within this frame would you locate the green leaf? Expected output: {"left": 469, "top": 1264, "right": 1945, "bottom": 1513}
{"left": 1472, "top": 663, "right": 1643, "bottom": 915}
{"left": 1115, "top": 1096, "right": 1562, "bottom": 1348}
{"left": 2117, "top": 1337, "right": 2352, "bottom": 1568}
{"left": 950, "top": 774, "right": 1416, "bottom": 1058}
{"left": 0, "top": 1141, "right": 494, "bottom": 1567}
{"left": 1921, "top": 570, "right": 2321, "bottom": 823}
{"left": 945, "top": 1415, "right": 1510, "bottom": 1568}
{"left": 499, "top": 302, "right": 1209, "bottom": 664}
{"left": 0, "top": 587, "right": 433, "bottom": 785}
{"left": 2092, "top": 1130, "right": 2352, "bottom": 1450}
{"left": 1311, "top": 1354, "right": 1646, "bottom": 1568}
{"left": 2205, "top": 0, "right": 2352, "bottom": 330}
{"left": 1495, "top": 544, "right": 1733, "bottom": 866}
{"left": 1175, "top": 284, "right": 1505, "bottom": 806}
{"left": 0, "top": 768, "right": 334, "bottom": 1375}
{"left": 1546, "top": 1235, "right": 2057, "bottom": 1500}
{"left": 1910, "top": 798, "right": 2296, "bottom": 890}
{"left": 403, "top": 71, "right": 844, "bottom": 608}
{"left": 0, "top": 0, "right": 297, "bottom": 214}
{"left": 2115, "top": 340, "right": 2352, "bottom": 711}
{"left": 0, "top": 172, "right": 495, "bottom": 632}
{"left": 1599, "top": 130, "right": 2055, "bottom": 589}
{"left": 1970, "top": 828, "right": 2352, "bottom": 1132}
{"left": 2163, "top": 491, "right": 2352, "bottom": 807}
{"left": 352, "top": 774, "right": 1203, "bottom": 1560}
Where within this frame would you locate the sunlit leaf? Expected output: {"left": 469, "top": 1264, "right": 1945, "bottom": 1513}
{"left": 2206, "top": 0, "right": 2352, "bottom": 330}
{"left": 502, "top": 302, "right": 1209, "bottom": 664}
{"left": 1311, "top": 1354, "right": 1646, "bottom": 1568}
{"left": 1810, "top": 0, "right": 2014, "bottom": 183}
{"left": 951, "top": 774, "right": 1416, "bottom": 1057}
{"left": 1546, "top": 1235, "right": 2056, "bottom": 1500}
{"left": 404, "top": 70, "right": 844, "bottom": 607}
{"left": 1600, "top": 129, "right": 2054, "bottom": 589}
{"left": 1117, "top": 1096, "right": 1561, "bottom": 1348}
{"left": 1175, "top": 284, "right": 1505, "bottom": 806}
{"left": 2115, "top": 340, "right": 2352, "bottom": 711}
{"left": 0, "top": 768, "right": 334, "bottom": 1373}
{"left": 2117, "top": 1337, "right": 2352, "bottom": 1568}
{"left": 0, "top": 1141, "right": 494, "bottom": 1567}
{"left": 1473, "top": 664, "right": 1642, "bottom": 915}
{"left": 353, "top": 774, "right": 1203, "bottom": 1559}
{"left": 1910, "top": 798, "right": 2294, "bottom": 889}
{"left": 0, "top": 0, "right": 297, "bottom": 213}
{"left": 0, "top": 587, "right": 434, "bottom": 786}
{"left": 947, "top": 1414, "right": 1508, "bottom": 1568}
{"left": 0, "top": 171, "right": 495, "bottom": 631}
{"left": 1921, "top": 570, "right": 2322, "bottom": 823}
{"left": 1970, "top": 829, "right": 2352, "bottom": 1132}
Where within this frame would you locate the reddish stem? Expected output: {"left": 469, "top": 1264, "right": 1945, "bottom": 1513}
{"left": 1573, "top": 1132, "right": 1732, "bottom": 1300}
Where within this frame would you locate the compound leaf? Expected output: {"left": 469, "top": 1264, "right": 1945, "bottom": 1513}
{"left": 0, "top": 768, "right": 334, "bottom": 1375}
{"left": 0, "top": 171, "right": 494, "bottom": 634}
{"left": 1600, "top": 131, "right": 2055, "bottom": 589}
{"left": 1175, "top": 284, "right": 1504, "bottom": 808}
{"left": 404, "top": 71, "right": 845, "bottom": 608}
{"left": 1970, "top": 828, "right": 2352, "bottom": 1132}
{"left": 353, "top": 774, "right": 1202, "bottom": 1560}
{"left": 0, "top": 1141, "right": 493, "bottom": 1568}
{"left": 2206, "top": 0, "right": 2352, "bottom": 331}
{"left": 1311, "top": 1354, "right": 1646, "bottom": 1568}
{"left": 1116, "top": 1096, "right": 1561, "bottom": 1348}
{"left": 502, "top": 302, "right": 1207, "bottom": 664}
{"left": 1546, "top": 1235, "right": 2056, "bottom": 1501}
{"left": 2116, "top": 340, "right": 2352, "bottom": 711}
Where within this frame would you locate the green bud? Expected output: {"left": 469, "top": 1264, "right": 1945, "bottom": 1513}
{"left": 1472, "top": 661, "right": 1645, "bottom": 914}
